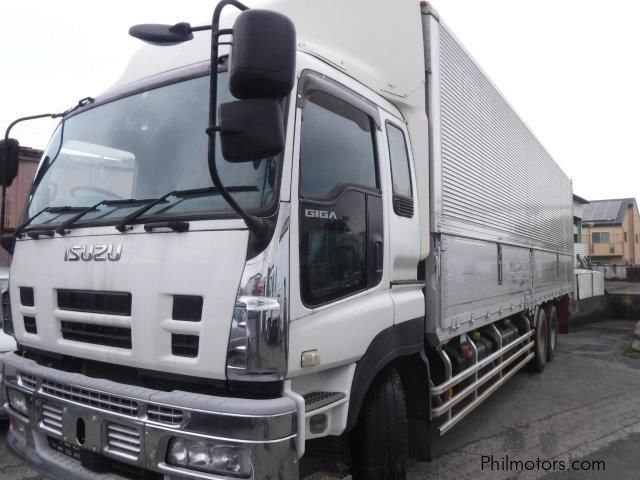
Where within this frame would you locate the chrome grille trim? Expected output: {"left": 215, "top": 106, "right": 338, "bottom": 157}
{"left": 146, "top": 405, "right": 184, "bottom": 426}
{"left": 106, "top": 422, "right": 141, "bottom": 459}
{"left": 40, "top": 403, "right": 63, "bottom": 436}
{"left": 41, "top": 380, "right": 139, "bottom": 417}
{"left": 16, "top": 374, "right": 185, "bottom": 428}
{"left": 18, "top": 372, "right": 38, "bottom": 391}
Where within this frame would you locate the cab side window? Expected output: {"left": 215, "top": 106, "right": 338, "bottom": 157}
{"left": 299, "top": 89, "right": 381, "bottom": 307}
{"left": 386, "top": 123, "right": 414, "bottom": 217}
{"left": 301, "top": 91, "right": 378, "bottom": 198}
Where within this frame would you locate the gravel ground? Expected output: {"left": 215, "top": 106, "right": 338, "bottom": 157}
{"left": 0, "top": 319, "right": 639, "bottom": 480}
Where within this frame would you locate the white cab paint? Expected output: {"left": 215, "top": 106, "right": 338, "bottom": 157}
{"left": 10, "top": 226, "right": 249, "bottom": 379}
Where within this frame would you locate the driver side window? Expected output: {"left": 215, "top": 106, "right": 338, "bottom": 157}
{"left": 299, "top": 86, "right": 381, "bottom": 307}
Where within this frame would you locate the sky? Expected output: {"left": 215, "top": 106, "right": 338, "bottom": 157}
{"left": 1, "top": 0, "right": 638, "bottom": 201}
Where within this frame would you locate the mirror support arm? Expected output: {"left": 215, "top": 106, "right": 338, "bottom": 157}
{"left": 206, "top": 0, "right": 271, "bottom": 252}
{"left": 1, "top": 97, "right": 93, "bottom": 242}
{"left": 2, "top": 113, "right": 58, "bottom": 237}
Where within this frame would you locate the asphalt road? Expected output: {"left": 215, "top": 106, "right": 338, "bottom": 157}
{"left": 1, "top": 319, "right": 639, "bottom": 480}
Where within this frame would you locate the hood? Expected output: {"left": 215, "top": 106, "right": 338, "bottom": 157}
{"left": 9, "top": 225, "right": 249, "bottom": 380}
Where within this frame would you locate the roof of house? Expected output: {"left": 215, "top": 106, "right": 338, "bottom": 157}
{"left": 573, "top": 194, "right": 589, "bottom": 204}
{"left": 19, "top": 146, "right": 43, "bottom": 162}
{"left": 583, "top": 198, "right": 638, "bottom": 226}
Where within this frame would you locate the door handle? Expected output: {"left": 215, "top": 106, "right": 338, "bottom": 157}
{"left": 375, "top": 240, "right": 384, "bottom": 274}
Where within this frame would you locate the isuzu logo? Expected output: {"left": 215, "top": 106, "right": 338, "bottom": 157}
{"left": 305, "top": 209, "right": 338, "bottom": 220}
{"left": 64, "top": 244, "right": 123, "bottom": 262}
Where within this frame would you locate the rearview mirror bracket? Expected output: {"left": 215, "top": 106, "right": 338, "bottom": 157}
{"left": 205, "top": 0, "right": 295, "bottom": 258}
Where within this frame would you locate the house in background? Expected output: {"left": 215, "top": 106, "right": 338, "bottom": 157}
{"left": 573, "top": 194, "right": 589, "bottom": 263}
{"left": 582, "top": 198, "right": 640, "bottom": 272}
{"left": 0, "top": 146, "right": 42, "bottom": 267}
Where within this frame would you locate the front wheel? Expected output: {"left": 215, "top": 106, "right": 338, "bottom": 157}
{"left": 350, "top": 367, "right": 408, "bottom": 480}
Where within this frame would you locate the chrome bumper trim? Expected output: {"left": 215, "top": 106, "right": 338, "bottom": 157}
{"left": 3, "top": 353, "right": 299, "bottom": 480}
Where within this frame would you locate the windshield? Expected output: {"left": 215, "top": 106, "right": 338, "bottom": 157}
{"left": 26, "top": 72, "right": 281, "bottom": 228}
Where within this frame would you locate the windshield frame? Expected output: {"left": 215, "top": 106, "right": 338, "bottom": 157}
{"left": 22, "top": 60, "right": 289, "bottom": 232}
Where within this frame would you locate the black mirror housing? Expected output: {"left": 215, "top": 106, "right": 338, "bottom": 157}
{"left": 229, "top": 9, "right": 296, "bottom": 99}
{"left": 129, "top": 22, "right": 194, "bottom": 45}
{"left": 0, "top": 138, "right": 20, "bottom": 187}
{"left": 219, "top": 99, "right": 284, "bottom": 162}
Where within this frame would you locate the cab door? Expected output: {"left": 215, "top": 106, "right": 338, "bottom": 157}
{"left": 378, "top": 112, "right": 424, "bottom": 331}
{"left": 288, "top": 70, "right": 393, "bottom": 374}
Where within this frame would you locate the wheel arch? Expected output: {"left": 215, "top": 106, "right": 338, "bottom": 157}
{"left": 345, "top": 317, "right": 431, "bottom": 460}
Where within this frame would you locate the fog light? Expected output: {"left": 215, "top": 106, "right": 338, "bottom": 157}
{"left": 309, "top": 413, "right": 328, "bottom": 434}
{"left": 7, "top": 389, "right": 28, "bottom": 416}
{"left": 167, "top": 437, "right": 252, "bottom": 478}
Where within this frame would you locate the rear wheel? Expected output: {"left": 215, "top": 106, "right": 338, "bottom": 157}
{"left": 350, "top": 367, "right": 408, "bottom": 480}
{"left": 528, "top": 308, "right": 548, "bottom": 373}
{"left": 545, "top": 304, "right": 558, "bottom": 362}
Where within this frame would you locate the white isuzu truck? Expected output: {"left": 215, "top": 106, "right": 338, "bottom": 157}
{"left": 0, "top": 1, "right": 574, "bottom": 479}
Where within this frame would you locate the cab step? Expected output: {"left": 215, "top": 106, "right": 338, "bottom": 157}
{"left": 302, "top": 473, "right": 352, "bottom": 480}
{"left": 304, "top": 392, "right": 346, "bottom": 412}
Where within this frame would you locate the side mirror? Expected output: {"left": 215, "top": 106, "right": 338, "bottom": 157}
{"left": 219, "top": 99, "right": 284, "bottom": 162}
{"left": 229, "top": 9, "right": 296, "bottom": 100}
{"left": 129, "top": 22, "right": 194, "bottom": 46}
{"left": 0, "top": 139, "right": 20, "bottom": 187}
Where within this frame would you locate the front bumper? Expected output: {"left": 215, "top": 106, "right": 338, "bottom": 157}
{"left": 0, "top": 376, "right": 6, "bottom": 418}
{"left": 3, "top": 352, "right": 299, "bottom": 480}
{"left": 0, "top": 353, "right": 8, "bottom": 418}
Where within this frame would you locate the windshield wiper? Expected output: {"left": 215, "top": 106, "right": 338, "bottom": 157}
{"left": 115, "top": 185, "right": 258, "bottom": 232}
{"left": 15, "top": 205, "right": 86, "bottom": 238}
{"left": 55, "top": 198, "right": 155, "bottom": 235}
{"left": 115, "top": 190, "right": 179, "bottom": 232}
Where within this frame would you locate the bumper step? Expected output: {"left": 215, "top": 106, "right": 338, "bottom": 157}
{"left": 303, "top": 392, "right": 346, "bottom": 412}
{"left": 303, "top": 474, "right": 352, "bottom": 480}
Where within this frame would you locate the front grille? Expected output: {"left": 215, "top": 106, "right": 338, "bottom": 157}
{"left": 40, "top": 403, "right": 63, "bottom": 436}
{"left": 171, "top": 334, "right": 199, "bottom": 357}
{"left": 57, "top": 290, "right": 132, "bottom": 316}
{"left": 107, "top": 422, "right": 141, "bottom": 458}
{"left": 20, "top": 287, "right": 34, "bottom": 306}
{"left": 147, "top": 405, "right": 184, "bottom": 426}
{"left": 61, "top": 321, "right": 132, "bottom": 349}
{"left": 172, "top": 295, "right": 203, "bottom": 322}
{"left": 41, "top": 380, "right": 139, "bottom": 417}
{"left": 24, "top": 316, "right": 38, "bottom": 334}
{"left": 18, "top": 372, "right": 37, "bottom": 390}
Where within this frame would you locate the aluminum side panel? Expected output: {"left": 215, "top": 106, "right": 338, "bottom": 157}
{"left": 425, "top": 18, "right": 573, "bottom": 254}
{"left": 426, "top": 234, "right": 573, "bottom": 343}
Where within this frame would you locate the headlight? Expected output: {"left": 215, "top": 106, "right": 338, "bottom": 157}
{"left": 167, "top": 437, "right": 252, "bottom": 478}
{"left": 226, "top": 296, "right": 287, "bottom": 381}
{"left": 7, "top": 389, "right": 28, "bottom": 416}
{"left": 1, "top": 289, "right": 14, "bottom": 336}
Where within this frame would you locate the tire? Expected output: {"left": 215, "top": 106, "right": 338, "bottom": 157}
{"left": 350, "top": 367, "right": 408, "bottom": 480}
{"left": 527, "top": 308, "right": 548, "bottom": 373}
{"left": 545, "top": 304, "right": 558, "bottom": 362}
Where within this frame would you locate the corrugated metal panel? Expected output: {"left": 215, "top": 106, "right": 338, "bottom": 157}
{"left": 435, "top": 25, "right": 573, "bottom": 253}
